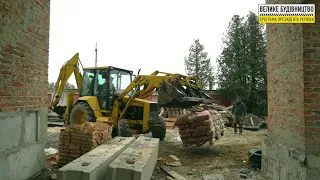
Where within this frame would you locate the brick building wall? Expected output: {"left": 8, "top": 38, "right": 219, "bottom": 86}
{"left": 262, "top": 0, "right": 320, "bottom": 179}
{"left": 0, "top": 0, "right": 50, "bottom": 179}
{"left": 303, "top": 3, "right": 320, "bottom": 159}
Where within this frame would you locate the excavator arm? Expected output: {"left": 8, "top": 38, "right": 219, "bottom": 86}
{"left": 49, "top": 53, "right": 83, "bottom": 117}
{"left": 117, "top": 72, "right": 212, "bottom": 108}
{"left": 137, "top": 70, "right": 205, "bottom": 99}
{"left": 115, "top": 71, "right": 212, "bottom": 120}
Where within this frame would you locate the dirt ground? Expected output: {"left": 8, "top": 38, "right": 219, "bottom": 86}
{"left": 35, "top": 126, "right": 267, "bottom": 180}
{"left": 153, "top": 127, "right": 266, "bottom": 180}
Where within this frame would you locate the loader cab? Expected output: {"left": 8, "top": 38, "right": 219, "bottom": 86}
{"left": 80, "top": 66, "right": 133, "bottom": 110}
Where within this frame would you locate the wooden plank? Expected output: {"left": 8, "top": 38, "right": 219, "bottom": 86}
{"left": 35, "top": 0, "right": 44, "bottom": 6}
{"left": 166, "top": 176, "right": 175, "bottom": 180}
{"left": 223, "top": 105, "right": 233, "bottom": 111}
{"left": 160, "top": 165, "right": 187, "bottom": 180}
{"left": 164, "top": 117, "right": 177, "bottom": 122}
{"left": 166, "top": 122, "right": 175, "bottom": 128}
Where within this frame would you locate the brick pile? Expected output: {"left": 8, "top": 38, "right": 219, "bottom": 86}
{"left": 166, "top": 107, "right": 187, "bottom": 118}
{"left": 175, "top": 110, "right": 224, "bottom": 147}
{"left": 57, "top": 122, "right": 113, "bottom": 167}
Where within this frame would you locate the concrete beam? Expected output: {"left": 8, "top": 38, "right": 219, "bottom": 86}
{"left": 0, "top": 108, "right": 48, "bottom": 180}
{"left": 107, "top": 136, "right": 159, "bottom": 180}
{"left": 57, "top": 137, "right": 136, "bottom": 180}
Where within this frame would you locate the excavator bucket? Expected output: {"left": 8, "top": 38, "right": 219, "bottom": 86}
{"left": 158, "top": 81, "right": 212, "bottom": 108}
{"left": 53, "top": 105, "right": 66, "bottom": 118}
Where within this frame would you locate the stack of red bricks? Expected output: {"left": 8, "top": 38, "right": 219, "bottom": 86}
{"left": 57, "top": 122, "right": 113, "bottom": 167}
{"left": 175, "top": 110, "right": 224, "bottom": 147}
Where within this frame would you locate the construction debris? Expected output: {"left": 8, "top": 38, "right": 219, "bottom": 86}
{"left": 202, "top": 173, "right": 225, "bottom": 180}
{"left": 166, "top": 154, "right": 182, "bottom": 167}
{"left": 169, "top": 155, "right": 180, "bottom": 161}
{"left": 45, "top": 147, "right": 59, "bottom": 155}
{"left": 57, "top": 122, "right": 113, "bottom": 167}
{"left": 175, "top": 110, "right": 224, "bottom": 147}
{"left": 205, "top": 103, "right": 266, "bottom": 129}
{"left": 160, "top": 165, "right": 187, "bottom": 180}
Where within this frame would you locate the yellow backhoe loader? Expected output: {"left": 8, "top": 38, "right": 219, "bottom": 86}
{"left": 49, "top": 53, "right": 212, "bottom": 140}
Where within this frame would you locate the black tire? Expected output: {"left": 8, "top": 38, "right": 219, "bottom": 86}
{"left": 150, "top": 117, "right": 166, "bottom": 140}
{"left": 243, "top": 126, "right": 260, "bottom": 131}
{"left": 118, "top": 119, "right": 132, "bottom": 137}
{"left": 69, "top": 102, "right": 96, "bottom": 125}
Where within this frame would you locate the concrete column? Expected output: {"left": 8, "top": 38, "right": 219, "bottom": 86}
{"left": 0, "top": 0, "right": 50, "bottom": 179}
{"left": 262, "top": 0, "right": 320, "bottom": 179}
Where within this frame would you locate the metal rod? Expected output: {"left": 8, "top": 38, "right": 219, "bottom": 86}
{"left": 95, "top": 42, "right": 97, "bottom": 67}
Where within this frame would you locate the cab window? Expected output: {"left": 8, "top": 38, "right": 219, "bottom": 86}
{"left": 80, "top": 70, "right": 95, "bottom": 96}
{"left": 110, "top": 69, "right": 132, "bottom": 95}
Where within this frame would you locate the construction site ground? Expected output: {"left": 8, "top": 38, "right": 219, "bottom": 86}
{"left": 40, "top": 126, "right": 266, "bottom": 180}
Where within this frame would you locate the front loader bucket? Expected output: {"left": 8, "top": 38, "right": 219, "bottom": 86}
{"left": 158, "top": 81, "right": 212, "bottom": 108}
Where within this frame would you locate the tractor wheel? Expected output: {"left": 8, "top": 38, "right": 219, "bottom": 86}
{"left": 69, "top": 102, "right": 96, "bottom": 125}
{"left": 150, "top": 117, "right": 166, "bottom": 140}
{"left": 118, "top": 119, "right": 132, "bottom": 137}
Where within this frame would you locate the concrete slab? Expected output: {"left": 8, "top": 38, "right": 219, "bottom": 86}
{"left": 0, "top": 109, "right": 48, "bottom": 180}
{"left": 0, "top": 143, "right": 46, "bottom": 180}
{"left": 38, "top": 107, "right": 49, "bottom": 142}
{"left": 57, "top": 137, "right": 136, "bottom": 180}
{"left": 0, "top": 113, "right": 23, "bottom": 152}
{"left": 107, "top": 136, "right": 159, "bottom": 180}
{"left": 24, "top": 112, "right": 37, "bottom": 144}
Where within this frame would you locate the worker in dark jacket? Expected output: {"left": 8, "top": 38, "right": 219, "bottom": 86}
{"left": 231, "top": 97, "right": 247, "bottom": 134}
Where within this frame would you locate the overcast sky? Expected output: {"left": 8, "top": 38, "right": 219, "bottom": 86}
{"left": 48, "top": 0, "right": 265, "bottom": 86}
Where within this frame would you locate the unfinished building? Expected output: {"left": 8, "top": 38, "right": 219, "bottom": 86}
{"left": 0, "top": 0, "right": 50, "bottom": 179}
{"left": 262, "top": 0, "right": 320, "bottom": 179}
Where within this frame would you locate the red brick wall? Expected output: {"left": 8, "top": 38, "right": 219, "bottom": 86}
{"left": 210, "top": 94, "right": 232, "bottom": 107}
{"left": 263, "top": 1, "right": 320, "bottom": 179}
{"left": 266, "top": 19, "right": 305, "bottom": 150}
{"left": 0, "top": 0, "right": 50, "bottom": 112}
{"left": 203, "top": 90, "right": 232, "bottom": 106}
{"left": 304, "top": 1, "right": 320, "bottom": 155}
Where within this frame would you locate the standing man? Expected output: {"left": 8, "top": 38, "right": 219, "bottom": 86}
{"left": 231, "top": 97, "right": 247, "bottom": 134}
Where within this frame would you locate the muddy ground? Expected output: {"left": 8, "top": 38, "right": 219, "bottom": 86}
{"left": 36, "top": 126, "right": 267, "bottom": 180}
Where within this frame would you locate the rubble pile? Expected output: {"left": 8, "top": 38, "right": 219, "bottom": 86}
{"left": 205, "top": 103, "right": 266, "bottom": 127}
{"left": 57, "top": 122, "right": 113, "bottom": 166}
{"left": 175, "top": 110, "right": 224, "bottom": 147}
{"left": 219, "top": 110, "right": 233, "bottom": 126}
